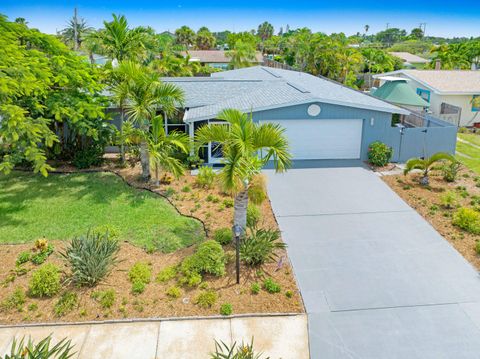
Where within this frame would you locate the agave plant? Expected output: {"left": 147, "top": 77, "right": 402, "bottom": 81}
{"left": 210, "top": 338, "right": 268, "bottom": 359}
{"left": 403, "top": 152, "right": 455, "bottom": 185}
{"left": 5, "top": 334, "right": 74, "bottom": 359}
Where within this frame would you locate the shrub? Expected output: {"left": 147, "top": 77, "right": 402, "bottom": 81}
{"left": 156, "top": 266, "right": 177, "bottom": 283}
{"left": 222, "top": 199, "right": 234, "bottom": 208}
{"left": 92, "top": 290, "right": 115, "bottom": 309}
{"left": 214, "top": 228, "right": 233, "bottom": 245}
{"left": 440, "top": 191, "right": 458, "bottom": 209}
{"left": 72, "top": 145, "right": 104, "bottom": 169}
{"left": 54, "top": 292, "right": 78, "bottom": 317}
{"left": 29, "top": 240, "right": 54, "bottom": 265}
{"left": 220, "top": 303, "right": 233, "bottom": 316}
{"left": 166, "top": 286, "right": 182, "bottom": 299}
{"left": 29, "top": 263, "right": 61, "bottom": 298}
{"left": 211, "top": 338, "right": 264, "bottom": 359}
{"left": 442, "top": 161, "right": 461, "bottom": 182}
{"left": 250, "top": 282, "right": 261, "bottom": 295}
{"left": 246, "top": 205, "right": 262, "bottom": 229}
{"left": 240, "top": 228, "right": 286, "bottom": 266}
{"left": 452, "top": 207, "right": 480, "bottom": 234}
{"left": 61, "top": 231, "right": 119, "bottom": 287}
{"left": 196, "top": 166, "right": 216, "bottom": 188}
{"left": 195, "top": 291, "right": 217, "bottom": 308}
{"left": 285, "top": 290, "right": 294, "bottom": 298}
{"left": 263, "top": 278, "right": 281, "bottom": 293}
{"left": 1, "top": 287, "right": 26, "bottom": 312}
{"left": 16, "top": 252, "right": 31, "bottom": 266}
{"left": 368, "top": 141, "right": 393, "bottom": 167}
{"left": 181, "top": 240, "right": 226, "bottom": 277}
{"left": 248, "top": 175, "right": 267, "bottom": 205}
{"left": 129, "top": 262, "right": 151, "bottom": 294}
{"left": 5, "top": 335, "right": 74, "bottom": 359}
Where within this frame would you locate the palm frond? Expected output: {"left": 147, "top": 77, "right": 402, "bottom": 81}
{"left": 404, "top": 158, "right": 426, "bottom": 175}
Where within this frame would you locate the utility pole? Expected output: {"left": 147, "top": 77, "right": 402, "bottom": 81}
{"left": 73, "top": 7, "right": 78, "bottom": 51}
{"left": 386, "top": 23, "right": 390, "bottom": 30}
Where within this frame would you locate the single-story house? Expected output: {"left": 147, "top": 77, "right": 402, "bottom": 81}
{"left": 389, "top": 52, "right": 430, "bottom": 68}
{"left": 157, "top": 66, "right": 456, "bottom": 164}
{"left": 181, "top": 50, "right": 264, "bottom": 70}
{"left": 374, "top": 70, "right": 480, "bottom": 127}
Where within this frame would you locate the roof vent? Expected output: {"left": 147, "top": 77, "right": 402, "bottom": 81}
{"left": 261, "top": 67, "right": 282, "bottom": 78}
{"left": 287, "top": 82, "right": 310, "bottom": 93}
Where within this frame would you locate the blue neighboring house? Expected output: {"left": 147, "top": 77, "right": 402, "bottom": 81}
{"left": 127, "top": 66, "right": 457, "bottom": 164}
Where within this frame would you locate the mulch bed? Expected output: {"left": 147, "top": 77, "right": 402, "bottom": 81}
{"left": 0, "top": 159, "right": 304, "bottom": 325}
{"left": 382, "top": 168, "right": 480, "bottom": 270}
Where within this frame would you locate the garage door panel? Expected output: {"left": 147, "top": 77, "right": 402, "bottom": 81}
{"left": 260, "top": 119, "right": 363, "bottom": 160}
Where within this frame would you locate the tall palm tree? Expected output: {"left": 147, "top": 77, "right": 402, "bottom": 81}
{"left": 195, "top": 109, "right": 291, "bottom": 233}
{"left": 404, "top": 152, "right": 455, "bottom": 185}
{"left": 226, "top": 40, "right": 256, "bottom": 69}
{"left": 147, "top": 115, "right": 189, "bottom": 185}
{"left": 119, "top": 62, "right": 185, "bottom": 181}
{"left": 60, "top": 9, "right": 93, "bottom": 50}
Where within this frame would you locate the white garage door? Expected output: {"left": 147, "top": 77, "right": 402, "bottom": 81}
{"left": 261, "top": 119, "right": 363, "bottom": 160}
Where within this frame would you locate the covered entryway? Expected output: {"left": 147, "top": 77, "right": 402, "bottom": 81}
{"left": 260, "top": 119, "right": 363, "bottom": 160}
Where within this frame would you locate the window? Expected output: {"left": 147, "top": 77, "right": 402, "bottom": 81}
{"left": 416, "top": 88, "right": 431, "bottom": 103}
{"left": 472, "top": 95, "right": 480, "bottom": 112}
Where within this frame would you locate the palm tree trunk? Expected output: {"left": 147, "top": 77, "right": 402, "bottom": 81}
{"left": 119, "top": 106, "right": 125, "bottom": 164}
{"left": 154, "top": 163, "right": 160, "bottom": 186}
{"left": 139, "top": 141, "right": 150, "bottom": 181}
{"left": 233, "top": 187, "right": 249, "bottom": 234}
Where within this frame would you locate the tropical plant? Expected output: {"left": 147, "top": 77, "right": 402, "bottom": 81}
{"left": 59, "top": 9, "right": 93, "bottom": 50}
{"left": 195, "top": 27, "right": 216, "bottom": 50}
{"left": 4, "top": 335, "right": 74, "bottom": 359}
{"left": 210, "top": 338, "right": 267, "bottom": 359}
{"left": 226, "top": 40, "right": 257, "bottom": 69}
{"left": 61, "top": 231, "right": 120, "bottom": 287}
{"left": 147, "top": 115, "right": 189, "bottom": 185}
{"left": 175, "top": 25, "right": 196, "bottom": 50}
{"left": 246, "top": 205, "right": 261, "bottom": 229}
{"left": 118, "top": 61, "right": 185, "bottom": 181}
{"left": 247, "top": 175, "right": 267, "bottom": 205}
{"left": 214, "top": 228, "right": 233, "bottom": 245}
{"left": 29, "top": 263, "right": 61, "bottom": 298}
{"left": 196, "top": 166, "right": 216, "bottom": 188}
{"left": 403, "top": 152, "right": 455, "bottom": 185}
{"left": 440, "top": 191, "right": 459, "bottom": 209}
{"left": 442, "top": 161, "right": 461, "bottom": 182}
{"left": 368, "top": 141, "right": 393, "bottom": 167}
{"left": 240, "top": 228, "right": 286, "bottom": 266}
{"left": 195, "top": 109, "right": 290, "bottom": 233}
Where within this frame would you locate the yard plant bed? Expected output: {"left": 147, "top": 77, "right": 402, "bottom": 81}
{"left": 383, "top": 168, "right": 480, "bottom": 269}
{"left": 0, "top": 163, "right": 303, "bottom": 324}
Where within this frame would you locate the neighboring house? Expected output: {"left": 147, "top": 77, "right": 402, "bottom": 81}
{"left": 389, "top": 52, "right": 430, "bottom": 68}
{"left": 374, "top": 70, "right": 480, "bottom": 127}
{"left": 181, "top": 50, "right": 264, "bottom": 70}
{"left": 158, "top": 66, "right": 456, "bottom": 163}
{"left": 371, "top": 77, "right": 430, "bottom": 112}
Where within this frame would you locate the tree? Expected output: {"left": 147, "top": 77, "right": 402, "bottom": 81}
{"left": 410, "top": 27, "right": 424, "bottom": 40}
{"left": 118, "top": 62, "right": 185, "bottom": 181}
{"left": 403, "top": 152, "right": 455, "bottom": 185}
{"left": 257, "top": 21, "right": 274, "bottom": 52}
{"left": 361, "top": 48, "right": 396, "bottom": 73}
{"left": 226, "top": 32, "right": 258, "bottom": 50}
{"left": 195, "top": 27, "right": 216, "bottom": 50}
{"left": 146, "top": 115, "right": 189, "bottom": 185}
{"left": 59, "top": 8, "right": 93, "bottom": 50}
{"left": 376, "top": 28, "right": 407, "bottom": 47}
{"left": 226, "top": 40, "right": 257, "bottom": 69}
{"left": 364, "top": 25, "right": 370, "bottom": 36}
{"left": 195, "top": 109, "right": 291, "bottom": 232}
{"left": 0, "top": 15, "right": 107, "bottom": 176}
{"left": 82, "top": 30, "right": 105, "bottom": 64}
{"left": 100, "top": 14, "right": 148, "bottom": 62}
{"left": 175, "top": 25, "right": 195, "bottom": 50}
{"left": 14, "top": 17, "right": 28, "bottom": 25}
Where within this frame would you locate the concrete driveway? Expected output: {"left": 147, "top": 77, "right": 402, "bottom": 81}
{"left": 266, "top": 164, "right": 480, "bottom": 358}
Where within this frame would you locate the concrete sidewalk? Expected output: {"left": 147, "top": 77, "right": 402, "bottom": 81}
{"left": 0, "top": 314, "right": 309, "bottom": 359}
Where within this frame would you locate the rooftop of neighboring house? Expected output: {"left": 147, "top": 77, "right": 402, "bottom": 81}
{"left": 373, "top": 70, "right": 480, "bottom": 95}
{"left": 389, "top": 52, "right": 430, "bottom": 64}
{"left": 181, "top": 50, "right": 264, "bottom": 64}
{"left": 162, "top": 66, "right": 408, "bottom": 122}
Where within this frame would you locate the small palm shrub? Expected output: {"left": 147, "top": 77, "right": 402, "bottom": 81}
{"left": 196, "top": 166, "right": 216, "bottom": 188}
{"left": 211, "top": 338, "right": 265, "bottom": 359}
{"left": 214, "top": 228, "right": 233, "bottom": 245}
{"left": 452, "top": 207, "right": 480, "bottom": 234}
{"left": 29, "top": 263, "right": 61, "bottom": 298}
{"left": 246, "top": 205, "right": 261, "bottom": 229}
{"left": 404, "top": 152, "right": 455, "bottom": 185}
{"left": 263, "top": 278, "right": 281, "bottom": 293}
{"left": 195, "top": 291, "right": 217, "bottom": 308}
{"left": 54, "top": 292, "right": 78, "bottom": 317}
{"left": 440, "top": 191, "right": 458, "bottom": 209}
{"left": 128, "top": 262, "right": 152, "bottom": 295}
{"left": 368, "top": 141, "right": 393, "bottom": 167}
{"left": 442, "top": 161, "right": 461, "bottom": 182}
{"left": 240, "top": 228, "right": 286, "bottom": 266}
{"left": 91, "top": 290, "right": 116, "bottom": 309}
{"left": 5, "top": 335, "right": 74, "bottom": 359}
{"left": 220, "top": 303, "right": 233, "bottom": 316}
{"left": 61, "top": 231, "right": 119, "bottom": 287}
{"left": 248, "top": 175, "right": 267, "bottom": 205}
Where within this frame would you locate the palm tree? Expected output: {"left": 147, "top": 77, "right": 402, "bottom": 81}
{"left": 403, "top": 152, "right": 455, "bottom": 185}
{"left": 118, "top": 62, "right": 185, "bottom": 181}
{"left": 82, "top": 31, "right": 105, "bottom": 65}
{"left": 195, "top": 109, "right": 291, "bottom": 233}
{"left": 226, "top": 40, "right": 256, "bottom": 69}
{"left": 195, "top": 27, "right": 216, "bottom": 50}
{"left": 59, "top": 9, "right": 93, "bottom": 50}
{"left": 175, "top": 25, "right": 196, "bottom": 51}
{"left": 147, "top": 116, "right": 189, "bottom": 185}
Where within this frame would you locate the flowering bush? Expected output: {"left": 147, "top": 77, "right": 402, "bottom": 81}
{"left": 368, "top": 141, "right": 393, "bottom": 167}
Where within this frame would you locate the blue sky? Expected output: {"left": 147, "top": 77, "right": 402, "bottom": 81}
{"left": 2, "top": 0, "right": 479, "bottom": 37}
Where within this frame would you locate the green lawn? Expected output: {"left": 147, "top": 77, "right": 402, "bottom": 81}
{"left": 0, "top": 171, "right": 204, "bottom": 252}
{"left": 457, "top": 134, "right": 480, "bottom": 174}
